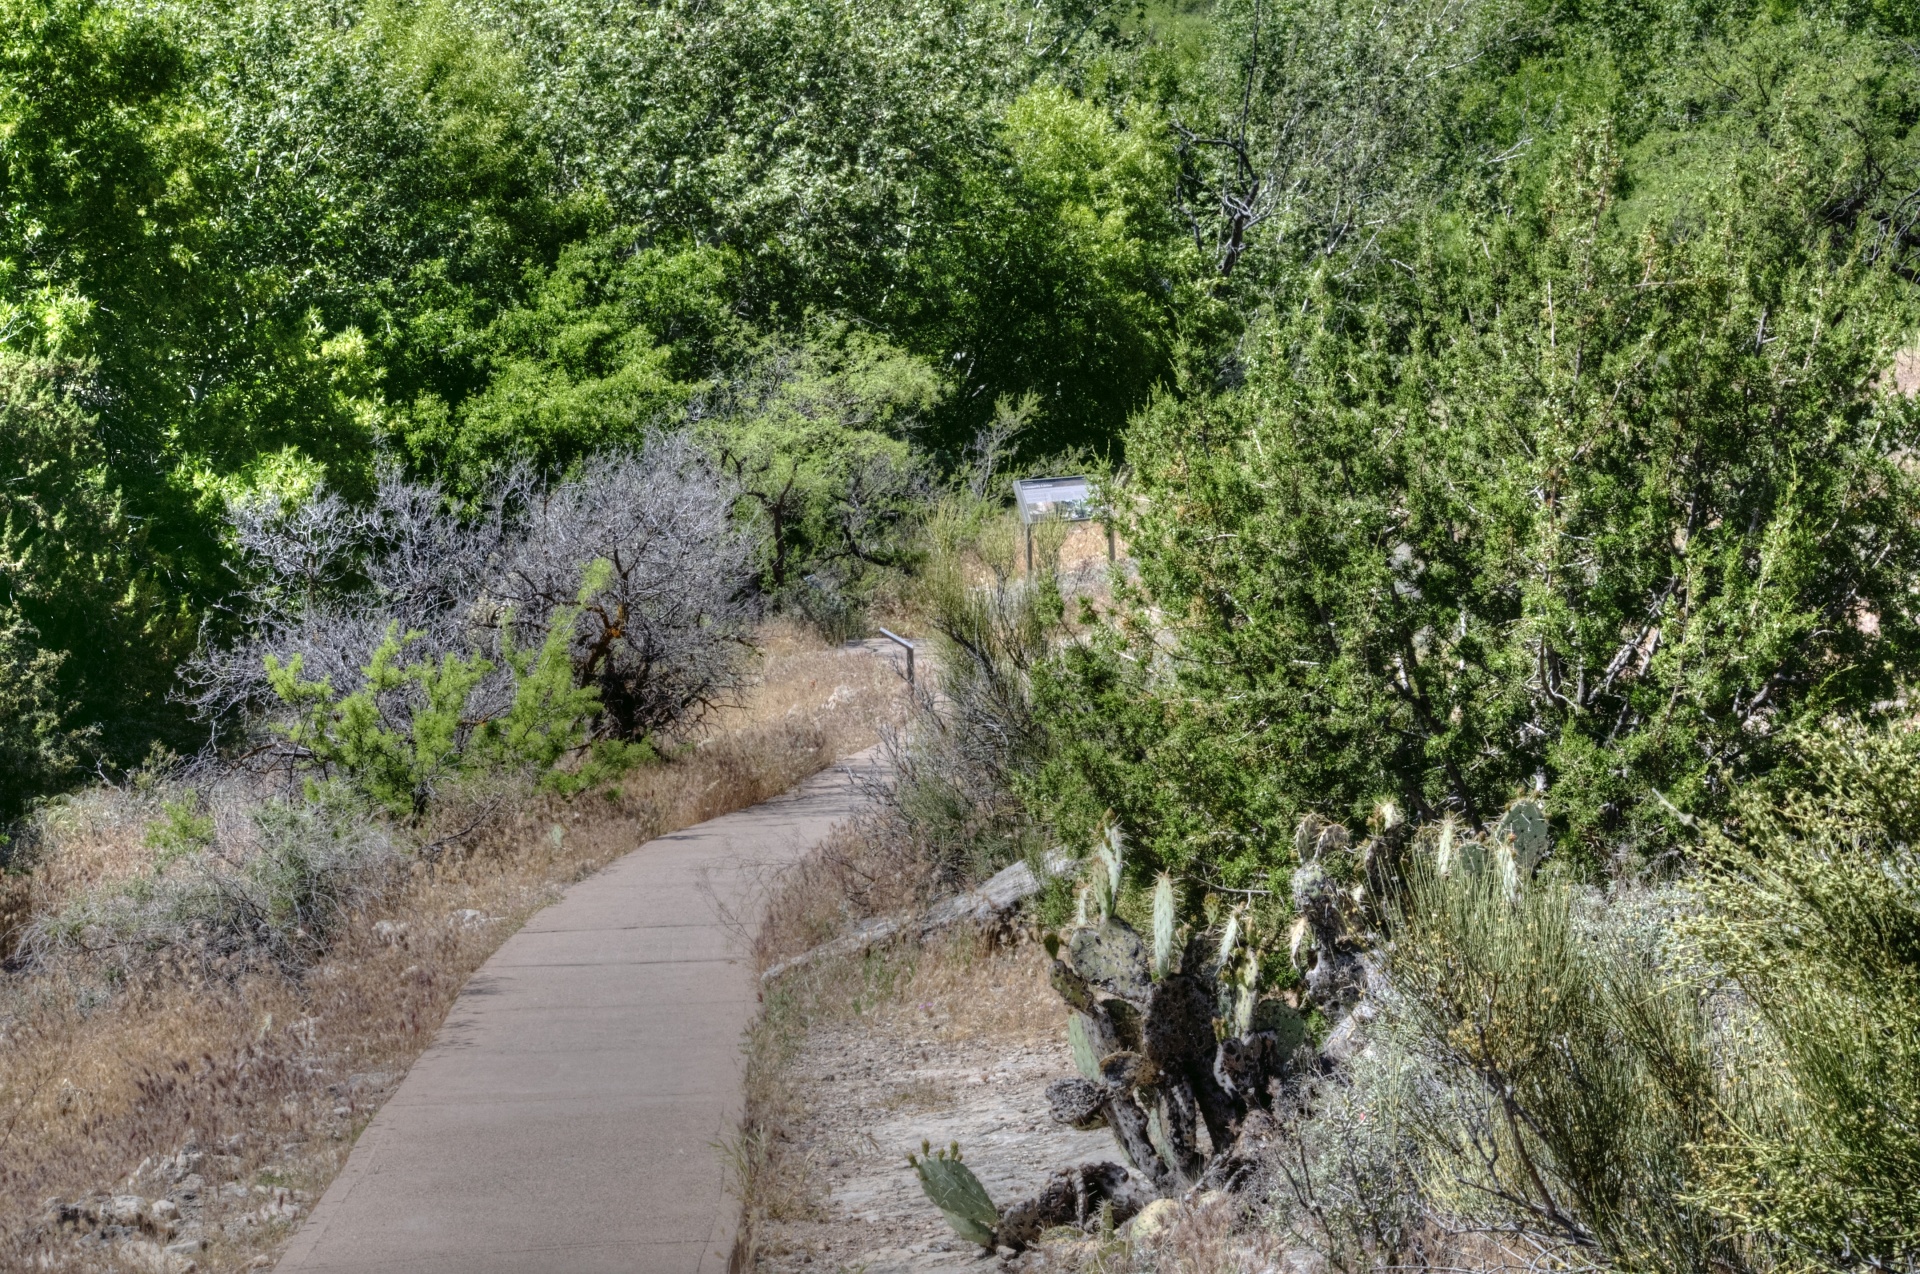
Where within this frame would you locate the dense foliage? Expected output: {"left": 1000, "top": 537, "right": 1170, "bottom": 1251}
{"left": 6, "top": 0, "right": 1920, "bottom": 1261}
{"left": 0, "top": 0, "right": 1201, "bottom": 818}
{"left": 1036, "top": 6, "right": 1920, "bottom": 879}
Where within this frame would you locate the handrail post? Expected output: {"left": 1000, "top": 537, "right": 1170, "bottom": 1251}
{"left": 876, "top": 627, "right": 916, "bottom": 687}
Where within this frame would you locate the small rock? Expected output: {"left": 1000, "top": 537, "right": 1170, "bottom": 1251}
{"left": 106, "top": 1195, "right": 148, "bottom": 1226}
{"left": 1124, "top": 1197, "right": 1180, "bottom": 1243}
{"left": 116, "top": 1237, "right": 196, "bottom": 1274}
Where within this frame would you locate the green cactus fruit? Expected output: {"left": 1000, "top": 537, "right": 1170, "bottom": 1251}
{"left": 1151, "top": 872, "right": 1177, "bottom": 981}
{"left": 1068, "top": 919, "right": 1152, "bottom": 1002}
{"left": 910, "top": 1144, "right": 999, "bottom": 1249}
{"left": 1067, "top": 1012, "right": 1102, "bottom": 1080}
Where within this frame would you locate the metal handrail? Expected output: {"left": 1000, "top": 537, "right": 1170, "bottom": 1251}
{"left": 875, "top": 627, "right": 916, "bottom": 687}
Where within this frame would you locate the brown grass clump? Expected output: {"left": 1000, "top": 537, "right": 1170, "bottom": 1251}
{"left": 869, "top": 929, "right": 1065, "bottom": 1044}
{"left": 0, "top": 621, "right": 903, "bottom": 1273}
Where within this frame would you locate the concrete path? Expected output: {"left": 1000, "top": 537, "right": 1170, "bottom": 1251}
{"left": 276, "top": 749, "right": 883, "bottom": 1274}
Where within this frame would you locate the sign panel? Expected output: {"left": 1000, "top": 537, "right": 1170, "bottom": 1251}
{"left": 1013, "top": 476, "right": 1096, "bottom": 525}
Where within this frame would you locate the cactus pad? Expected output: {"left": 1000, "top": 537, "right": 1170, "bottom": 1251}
{"left": 1150, "top": 873, "right": 1177, "bottom": 980}
{"left": 1141, "top": 974, "right": 1215, "bottom": 1072}
{"left": 910, "top": 1145, "right": 999, "bottom": 1249}
{"left": 1494, "top": 799, "right": 1549, "bottom": 870}
{"left": 1067, "top": 1013, "right": 1102, "bottom": 1080}
{"left": 1251, "top": 998, "right": 1309, "bottom": 1054}
{"left": 1046, "top": 1077, "right": 1109, "bottom": 1129}
{"left": 1098, "top": 1049, "right": 1155, "bottom": 1089}
{"left": 1067, "top": 919, "right": 1152, "bottom": 1002}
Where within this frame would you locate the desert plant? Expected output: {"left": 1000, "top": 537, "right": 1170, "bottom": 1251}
{"left": 27, "top": 785, "right": 398, "bottom": 976}
{"left": 1383, "top": 840, "right": 1740, "bottom": 1272}
{"left": 1688, "top": 720, "right": 1920, "bottom": 1268}
{"left": 262, "top": 604, "right": 600, "bottom": 818}
{"left": 1264, "top": 1044, "right": 1438, "bottom": 1273}
{"left": 865, "top": 488, "right": 1076, "bottom": 885}
{"left": 488, "top": 439, "right": 757, "bottom": 737}
{"left": 910, "top": 1142, "right": 1000, "bottom": 1249}
{"left": 188, "top": 435, "right": 756, "bottom": 794}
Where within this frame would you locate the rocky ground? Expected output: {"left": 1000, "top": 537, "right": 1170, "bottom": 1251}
{"left": 748, "top": 937, "right": 1280, "bottom": 1274}
{"left": 32, "top": 1061, "right": 402, "bottom": 1273}
{"left": 756, "top": 1016, "right": 1117, "bottom": 1274}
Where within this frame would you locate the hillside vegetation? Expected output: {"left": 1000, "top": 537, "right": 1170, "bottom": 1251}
{"left": 6, "top": 0, "right": 1920, "bottom": 1266}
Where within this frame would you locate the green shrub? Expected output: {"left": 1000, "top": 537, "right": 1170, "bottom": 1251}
{"left": 0, "top": 354, "right": 193, "bottom": 814}
{"left": 1037, "top": 116, "right": 1920, "bottom": 879}
{"left": 265, "top": 604, "right": 600, "bottom": 818}
{"left": 1689, "top": 721, "right": 1920, "bottom": 1268}
{"left": 1382, "top": 850, "right": 1742, "bottom": 1271}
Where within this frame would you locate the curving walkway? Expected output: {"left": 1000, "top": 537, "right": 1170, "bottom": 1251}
{"left": 276, "top": 749, "right": 884, "bottom": 1274}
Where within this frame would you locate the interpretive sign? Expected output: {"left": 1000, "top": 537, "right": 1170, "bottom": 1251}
{"left": 1013, "top": 476, "right": 1097, "bottom": 525}
{"left": 1011, "top": 476, "right": 1113, "bottom": 572}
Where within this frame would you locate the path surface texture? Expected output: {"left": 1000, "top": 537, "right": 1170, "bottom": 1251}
{"left": 276, "top": 750, "right": 883, "bottom": 1274}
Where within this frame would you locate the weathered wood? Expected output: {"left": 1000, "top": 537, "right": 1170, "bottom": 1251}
{"left": 760, "top": 850, "right": 1072, "bottom": 982}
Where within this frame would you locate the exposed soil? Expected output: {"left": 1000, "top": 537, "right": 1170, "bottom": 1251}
{"left": 750, "top": 937, "right": 1137, "bottom": 1274}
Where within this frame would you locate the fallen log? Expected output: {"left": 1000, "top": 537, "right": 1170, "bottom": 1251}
{"left": 759, "top": 850, "right": 1073, "bottom": 983}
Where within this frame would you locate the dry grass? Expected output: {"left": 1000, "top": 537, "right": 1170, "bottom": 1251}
{"left": 0, "top": 620, "right": 904, "bottom": 1273}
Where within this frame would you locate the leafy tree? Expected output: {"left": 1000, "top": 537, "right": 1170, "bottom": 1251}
{"left": 0, "top": 356, "right": 191, "bottom": 812}
{"left": 698, "top": 327, "right": 938, "bottom": 614}
{"left": 402, "top": 237, "right": 741, "bottom": 485}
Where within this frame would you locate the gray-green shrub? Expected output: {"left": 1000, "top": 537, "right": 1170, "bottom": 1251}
{"left": 27, "top": 786, "right": 397, "bottom": 977}
{"left": 1689, "top": 722, "right": 1920, "bottom": 1269}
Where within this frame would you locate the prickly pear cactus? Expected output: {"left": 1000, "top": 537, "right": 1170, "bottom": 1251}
{"left": 1098, "top": 1050, "right": 1154, "bottom": 1089}
{"left": 1151, "top": 872, "right": 1177, "bottom": 980}
{"left": 1067, "top": 919, "right": 1153, "bottom": 1002}
{"left": 1067, "top": 1013, "right": 1102, "bottom": 1080}
{"left": 1046, "top": 1077, "right": 1109, "bottom": 1129}
{"left": 1294, "top": 813, "right": 1351, "bottom": 863}
{"left": 909, "top": 1142, "right": 999, "bottom": 1249}
{"left": 1140, "top": 975, "right": 1214, "bottom": 1073}
{"left": 1252, "top": 998, "right": 1309, "bottom": 1054}
{"left": 1494, "top": 799, "right": 1549, "bottom": 870}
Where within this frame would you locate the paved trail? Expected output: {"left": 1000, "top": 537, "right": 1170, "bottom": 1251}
{"left": 277, "top": 750, "right": 883, "bottom": 1274}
